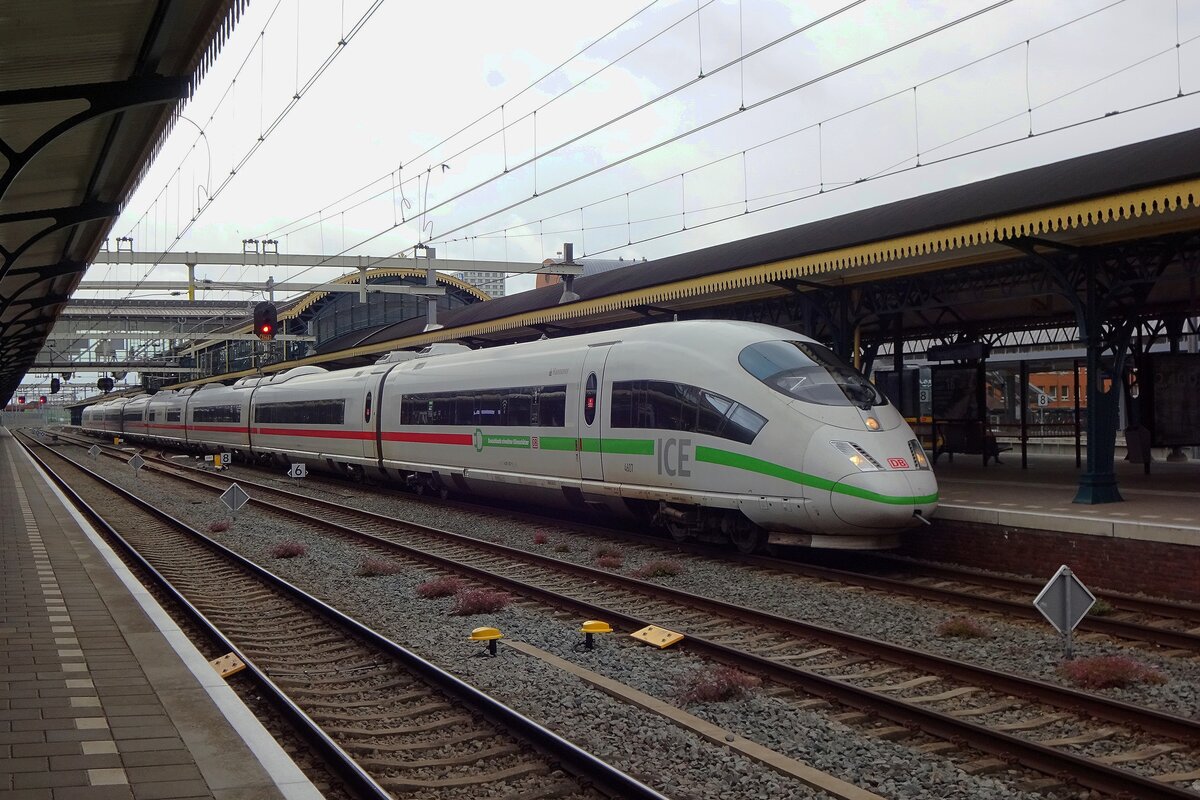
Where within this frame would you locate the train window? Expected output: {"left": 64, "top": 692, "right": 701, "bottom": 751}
{"left": 474, "top": 390, "right": 502, "bottom": 424}
{"left": 643, "top": 381, "right": 689, "bottom": 431}
{"left": 365, "top": 392, "right": 372, "bottom": 423}
{"left": 254, "top": 400, "right": 345, "bottom": 425}
{"left": 724, "top": 404, "right": 767, "bottom": 445}
{"left": 739, "top": 340, "right": 883, "bottom": 408}
{"left": 193, "top": 405, "right": 242, "bottom": 424}
{"left": 584, "top": 373, "right": 598, "bottom": 426}
{"left": 455, "top": 394, "right": 475, "bottom": 425}
{"left": 610, "top": 379, "right": 767, "bottom": 445}
{"left": 503, "top": 390, "right": 532, "bottom": 426}
{"left": 167, "top": 410, "right": 181, "bottom": 422}
{"left": 696, "top": 392, "right": 732, "bottom": 437}
{"left": 123, "top": 410, "right": 140, "bottom": 421}
{"left": 610, "top": 383, "right": 633, "bottom": 428}
{"left": 400, "top": 385, "right": 567, "bottom": 427}
{"left": 537, "top": 386, "right": 566, "bottom": 427}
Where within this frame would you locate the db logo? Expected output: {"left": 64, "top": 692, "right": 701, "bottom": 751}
{"left": 887, "top": 457, "right": 910, "bottom": 469}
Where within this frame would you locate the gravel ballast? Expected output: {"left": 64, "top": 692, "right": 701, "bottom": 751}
{"left": 59, "top": 447, "right": 1119, "bottom": 800}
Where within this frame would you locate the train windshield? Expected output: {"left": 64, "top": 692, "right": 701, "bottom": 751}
{"left": 739, "top": 340, "right": 884, "bottom": 409}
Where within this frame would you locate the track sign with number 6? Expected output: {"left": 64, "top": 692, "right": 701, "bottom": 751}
{"left": 288, "top": 463, "right": 307, "bottom": 479}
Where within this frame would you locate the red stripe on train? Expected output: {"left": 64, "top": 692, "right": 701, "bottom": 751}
{"left": 381, "top": 431, "right": 473, "bottom": 445}
{"left": 251, "top": 427, "right": 374, "bottom": 440}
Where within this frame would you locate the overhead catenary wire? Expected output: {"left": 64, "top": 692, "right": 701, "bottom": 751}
{"left": 276, "top": 0, "right": 888, "bottom": 283}
{"left": 322, "top": 0, "right": 1015, "bottom": 275}
{"left": 256, "top": 0, "right": 666, "bottom": 243}
{"left": 433, "top": 13, "right": 1197, "bottom": 294}
{"left": 63, "top": 0, "right": 387, "bottom": 360}
{"left": 413, "top": 0, "right": 1141, "bottom": 258}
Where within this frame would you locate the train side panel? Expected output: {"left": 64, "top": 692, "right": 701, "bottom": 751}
{"left": 249, "top": 366, "right": 383, "bottom": 471}
{"left": 378, "top": 340, "right": 584, "bottom": 497}
{"left": 186, "top": 384, "right": 251, "bottom": 453}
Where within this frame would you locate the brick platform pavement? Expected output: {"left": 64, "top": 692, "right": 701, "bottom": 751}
{"left": 0, "top": 428, "right": 319, "bottom": 799}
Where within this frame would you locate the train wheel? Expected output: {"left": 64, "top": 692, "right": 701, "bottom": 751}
{"left": 665, "top": 520, "right": 694, "bottom": 544}
{"left": 729, "top": 526, "right": 765, "bottom": 555}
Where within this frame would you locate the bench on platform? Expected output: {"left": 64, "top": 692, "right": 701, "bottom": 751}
{"left": 932, "top": 420, "right": 1011, "bottom": 465}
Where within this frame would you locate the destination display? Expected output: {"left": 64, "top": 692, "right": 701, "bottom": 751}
{"left": 931, "top": 365, "right": 980, "bottom": 421}
{"left": 1146, "top": 354, "right": 1200, "bottom": 447}
{"left": 873, "top": 368, "right": 921, "bottom": 418}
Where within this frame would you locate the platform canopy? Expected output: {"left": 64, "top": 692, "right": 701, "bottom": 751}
{"left": 0, "top": 0, "right": 247, "bottom": 405}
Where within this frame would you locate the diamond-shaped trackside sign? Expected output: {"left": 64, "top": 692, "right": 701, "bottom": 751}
{"left": 1033, "top": 565, "right": 1096, "bottom": 635}
{"left": 88, "top": 445, "right": 100, "bottom": 460}
{"left": 128, "top": 454, "right": 145, "bottom": 474}
{"left": 219, "top": 483, "right": 250, "bottom": 513}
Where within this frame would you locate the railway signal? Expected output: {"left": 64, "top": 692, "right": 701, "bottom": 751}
{"left": 1034, "top": 565, "right": 1096, "bottom": 660}
{"left": 254, "top": 301, "right": 278, "bottom": 341}
{"left": 50, "top": 378, "right": 60, "bottom": 394}
{"left": 219, "top": 483, "right": 250, "bottom": 516}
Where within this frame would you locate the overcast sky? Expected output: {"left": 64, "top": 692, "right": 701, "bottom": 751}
{"left": 84, "top": 0, "right": 1200, "bottom": 300}
{"left": 37, "top": 0, "right": 1197, "bottom": 397}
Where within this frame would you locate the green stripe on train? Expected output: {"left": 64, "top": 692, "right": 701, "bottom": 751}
{"left": 534, "top": 437, "right": 655, "bottom": 455}
{"left": 695, "top": 446, "right": 938, "bottom": 506}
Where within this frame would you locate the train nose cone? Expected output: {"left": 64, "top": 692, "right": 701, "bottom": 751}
{"left": 830, "top": 470, "right": 938, "bottom": 529}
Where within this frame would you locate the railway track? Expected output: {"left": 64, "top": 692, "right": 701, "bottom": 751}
{"left": 53, "top": 426, "right": 1200, "bottom": 654}
{"left": 18, "top": 432, "right": 664, "bottom": 800}
{"left": 40, "top": 430, "right": 1200, "bottom": 799}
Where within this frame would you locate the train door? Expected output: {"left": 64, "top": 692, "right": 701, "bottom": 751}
{"left": 361, "top": 388, "right": 374, "bottom": 460}
{"left": 578, "top": 344, "right": 612, "bottom": 482}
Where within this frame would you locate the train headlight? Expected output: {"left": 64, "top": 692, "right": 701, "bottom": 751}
{"left": 830, "top": 440, "right": 882, "bottom": 472}
{"left": 909, "top": 439, "right": 930, "bottom": 470}
{"left": 864, "top": 416, "right": 881, "bottom": 431}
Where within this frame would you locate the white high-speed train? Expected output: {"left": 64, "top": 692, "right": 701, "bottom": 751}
{"left": 82, "top": 321, "right": 938, "bottom": 550}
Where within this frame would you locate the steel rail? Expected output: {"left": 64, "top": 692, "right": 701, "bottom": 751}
{"left": 73, "top": 438, "right": 1200, "bottom": 800}
{"left": 16, "top": 437, "right": 393, "bottom": 800}
{"left": 58, "top": 427, "right": 1200, "bottom": 638}
{"left": 20, "top": 433, "right": 668, "bottom": 800}
{"left": 57, "top": 431, "right": 1200, "bottom": 741}
{"left": 73, "top": 426, "right": 1200, "bottom": 646}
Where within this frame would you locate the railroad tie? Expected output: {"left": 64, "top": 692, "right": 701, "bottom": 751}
{"left": 1095, "top": 743, "right": 1185, "bottom": 765}
{"left": 991, "top": 712, "right": 1070, "bottom": 732}
{"left": 1035, "top": 727, "right": 1122, "bottom": 747}
{"left": 866, "top": 676, "right": 940, "bottom": 693}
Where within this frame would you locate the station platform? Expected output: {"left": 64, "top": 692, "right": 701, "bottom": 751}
{"left": 907, "top": 451, "right": 1200, "bottom": 602}
{"left": 0, "top": 427, "right": 319, "bottom": 799}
